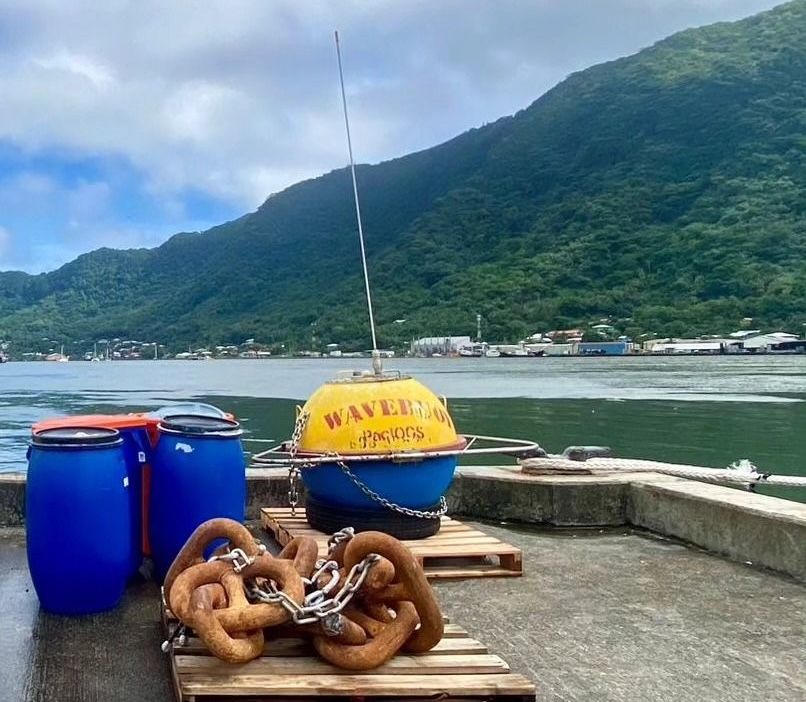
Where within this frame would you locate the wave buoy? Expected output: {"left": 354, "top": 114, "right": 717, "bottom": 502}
{"left": 295, "top": 371, "right": 465, "bottom": 539}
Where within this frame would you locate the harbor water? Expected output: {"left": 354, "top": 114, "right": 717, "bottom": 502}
{"left": 1, "top": 356, "right": 805, "bottom": 503}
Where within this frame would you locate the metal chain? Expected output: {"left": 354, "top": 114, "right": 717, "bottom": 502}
{"left": 206, "top": 547, "right": 258, "bottom": 573}
{"left": 246, "top": 553, "right": 380, "bottom": 627}
{"left": 333, "top": 457, "right": 447, "bottom": 520}
{"left": 327, "top": 526, "right": 355, "bottom": 553}
{"left": 287, "top": 411, "right": 310, "bottom": 516}
{"left": 284, "top": 411, "right": 447, "bottom": 520}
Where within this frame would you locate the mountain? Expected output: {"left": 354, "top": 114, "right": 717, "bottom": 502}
{"left": 1, "top": 0, "right": 805, "bottom": 354}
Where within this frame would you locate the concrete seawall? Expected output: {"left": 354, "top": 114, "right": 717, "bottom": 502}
{"left": 3, "top": 465, "right": 804, "bottom": 581}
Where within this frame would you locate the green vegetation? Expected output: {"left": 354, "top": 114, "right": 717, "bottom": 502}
{"left": 1, "top": 1, "right": 805, "bottom": 354}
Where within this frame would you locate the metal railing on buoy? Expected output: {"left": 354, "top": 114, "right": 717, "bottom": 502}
{"left": 251, "top": 433, "right": 542, "bottom": 467}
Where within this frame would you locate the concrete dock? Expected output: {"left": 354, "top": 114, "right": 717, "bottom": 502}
{"left": 2, "top": 465, "right": 805, "bottom": 701}
{"left": 2, "top": 521, "right": 804, "bottom": 702}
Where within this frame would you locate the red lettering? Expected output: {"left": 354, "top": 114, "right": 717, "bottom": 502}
{"left": 398, "top": 399, "right": 412, "bottom": 416}
{"left": 324, "top": 409, "right": 344, "bottom": 430}
{"left": 348, "top": 405, "right": 363, "bottom": 423}
{"left": 360, "top": 401, "right": 376, "bottom": 418}
{"left": 379, "top": 399, "right": 397, "bottom": 416}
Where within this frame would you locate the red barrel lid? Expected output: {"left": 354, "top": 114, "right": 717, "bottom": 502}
{"left": 32, "top": 414, "right": 156, "bottom": 434}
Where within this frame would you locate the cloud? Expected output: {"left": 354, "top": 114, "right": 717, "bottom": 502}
{"left": 0, "top": 0, "right": 783, "bottom": 272}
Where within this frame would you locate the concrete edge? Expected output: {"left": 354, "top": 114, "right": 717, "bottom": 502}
{"left": 628, "top": 478, "right": 806, "bottom": 581}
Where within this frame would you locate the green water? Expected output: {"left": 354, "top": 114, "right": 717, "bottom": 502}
{"left": 2, "top": 356, "right": 804, "bottom": 502}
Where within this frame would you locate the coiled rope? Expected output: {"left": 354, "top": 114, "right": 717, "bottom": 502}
{"left": 521, "top": 457, "right": 806, "bottom": 488}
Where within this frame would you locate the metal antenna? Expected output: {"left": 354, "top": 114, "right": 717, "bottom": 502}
{"left": 335, "top": 31, "right": 381, "bottom": 373}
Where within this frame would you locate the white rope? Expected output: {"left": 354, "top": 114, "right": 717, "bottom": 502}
{"left": 521, "top": 457, "right": 806, "bottom": 488}
{"left": 335, "top": 30, "right": 377, "bottom": 352}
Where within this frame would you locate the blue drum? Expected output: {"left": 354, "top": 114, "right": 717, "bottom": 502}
{"left": 26, "top": 427, "right": 132, "bottom": 615}
{"left": 149, "top": 415, "right": 245, "bottom": 581}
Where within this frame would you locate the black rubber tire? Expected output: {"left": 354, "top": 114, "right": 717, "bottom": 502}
{"left": 305, "top": 494, "right": 442, "bottom": 540}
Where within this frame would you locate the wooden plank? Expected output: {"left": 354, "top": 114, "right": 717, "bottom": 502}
{"left": 176, "top": 653, "right": 509, "bottom": 677}
{"left": 180, "top": 672, "right": 536, "bottom": 697}
{"left": 167, "top": 649, "right": 187, "bottom": 702}
{"left": 177, "top": 635, "right": 487, "bottom": 657}
{"left": 260, "top": 508, "right": 523, "bottom": 579}
{"left": 424, "top": 566, "right": 524, "bottom": 580}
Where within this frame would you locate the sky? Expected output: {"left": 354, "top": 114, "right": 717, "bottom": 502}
{"left": 0, "top": 0, "right": 783, "bottom": 274}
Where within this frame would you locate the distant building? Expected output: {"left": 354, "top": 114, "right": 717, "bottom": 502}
{"left": 741, "top": 332, "right": 801, "bottom": 352}
{"left": 547, "top": 328, "right": 584, "bottom": 342}
{"left": 577, "top": 341, "right": 632, "bottom": 355}
{"left": 411, "top": 336, "right": 472, "bottom": 356}
{"left": 543, "top": 343, "right": 577, "bottom": 356}
{"left": 644, "top": 338, "right": 736, "bottom": 354}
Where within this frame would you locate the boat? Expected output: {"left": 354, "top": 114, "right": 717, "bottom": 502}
{"left": 498, "top": 345, "right": 529, "bottom": 357}
{"left": 458, "top": 345, "right": 482, "bottom": 357}
{"left": 460, "top": 343, "right": 500, "bottom": 357}
{"left": 46, "top": 345, "right": 69, "bottom": 362}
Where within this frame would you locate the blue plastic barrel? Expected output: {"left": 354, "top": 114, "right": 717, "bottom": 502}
{"left": 26, "top": 427, "right": 132, "bottom": 615}
{"left": 149, "top": 415, "right": 245, "bottom": 581}
{"left": 116, "top": 426, "right": 150, "bottom": 576}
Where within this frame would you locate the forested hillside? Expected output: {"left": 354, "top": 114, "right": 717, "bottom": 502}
{"left": 1, "top": 0, "right": 804, "bottom": 353}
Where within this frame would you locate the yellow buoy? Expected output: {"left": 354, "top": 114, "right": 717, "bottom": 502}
{"left": 298, "top": 375, "right": 464, "bottom": 456}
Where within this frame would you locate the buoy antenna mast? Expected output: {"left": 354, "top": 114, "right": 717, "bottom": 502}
{"left": 334, "top": 30, "right": 381, "bottom": 374}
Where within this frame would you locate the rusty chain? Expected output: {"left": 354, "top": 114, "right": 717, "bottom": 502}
{"left": 162, "top": 518, "right": 444, "bottom": 669}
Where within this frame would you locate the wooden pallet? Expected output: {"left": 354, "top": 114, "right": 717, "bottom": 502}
{"left": 162, "top": 604, "right": 535, "bottom": 702}
{"left": 260, "top": 508, "right": 523, "bottom": 580}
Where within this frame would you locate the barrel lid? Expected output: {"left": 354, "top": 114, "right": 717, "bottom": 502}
{"left": 32, "top": 426, "right": 122, "bottom": 447}
{"left": 158, "top": 414, "right": 241, "bottom": 436}
{"left": 33, "top": 413, "right": 156, "bottom": 434}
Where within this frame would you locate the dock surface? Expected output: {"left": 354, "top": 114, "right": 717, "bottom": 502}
{"left": 2, "top": 523, "right": 804, "bottom": 702}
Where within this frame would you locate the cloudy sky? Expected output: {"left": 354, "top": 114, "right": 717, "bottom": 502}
{"left": 0, "top": 0, "right": 782, "bottom": 273}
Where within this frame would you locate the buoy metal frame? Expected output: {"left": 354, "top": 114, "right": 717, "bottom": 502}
{"left": 250, "top": 433, "right": 542, "bottom": 466}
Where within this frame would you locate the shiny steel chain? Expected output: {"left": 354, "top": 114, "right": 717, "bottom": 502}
{"left": 334, "top": 457, "right": 447, "bottom": 520}
{"left": 287, "top": 411, "right": 310, "bottom": 516}
{"left": 246, "top": 553, "right": 380, "bottom": 627}
{"left": 327, "top": 526, "right": 355, "bottom": 553}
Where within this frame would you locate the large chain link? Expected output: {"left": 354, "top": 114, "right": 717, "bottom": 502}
{"left": 334, "top": 457, "right": 448, "bottom": 520}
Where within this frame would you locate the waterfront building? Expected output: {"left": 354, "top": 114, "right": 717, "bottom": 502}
{"left": 577, "top": 341, "right": 632, "bottom": 355}
{"left": 411, "top": 336, "right": 472, "bottom": 356}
